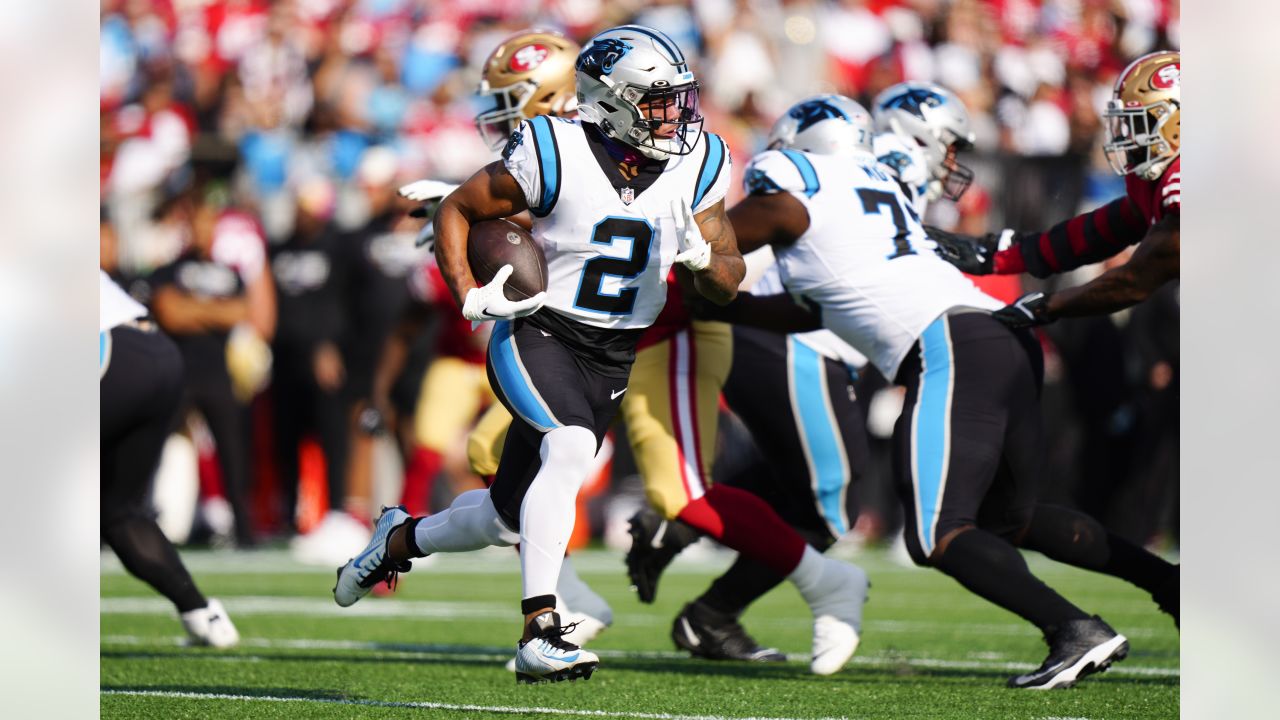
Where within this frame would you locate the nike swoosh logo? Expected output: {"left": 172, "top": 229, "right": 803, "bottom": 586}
{"left": 679, "top": 617, "right": 701, "bottom": 647}
{"left": 558, "top": 652, "right": 580, "bottom": 662}
{"left": 539, "top": 329, "right": 551, "bottom": 337}
{"left": 651, "top": 520, "right": 667, "bottom": 549}
{"left": 611, "top": 388, "right": 627, "bottom": 399}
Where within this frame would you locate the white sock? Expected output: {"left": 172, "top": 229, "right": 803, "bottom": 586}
{"left": 787, "top": 545, "right": 828, "bottom": 595}
{"left": 519, "top": 426, "right": 598, "bottom": 600}
{"left": 413, "top": 488, "right": 518, "bottom": 555}
{"left": 788, "top": 545, "right": 868, "bottom": 630}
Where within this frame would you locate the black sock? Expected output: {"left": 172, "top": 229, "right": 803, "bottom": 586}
{"left": 700, "top": 556, "right": 786, "bottom": 618}
{"left": 933, "top": 528, "right": 1088, "bottom": 632}
{"left": 521, "top": 594, "right": 557, "bottom": 617}
{"left": 1020, "top": 504, "right": 1176, "bottom": 593}
{"left": 103, "top": 515, "right": 207, "bottom": 613}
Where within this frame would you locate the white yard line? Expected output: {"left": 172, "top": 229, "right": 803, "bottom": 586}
{"left": 100, "top": 634, "right": 1180, "bottom": 678}
{"left": 100, "top": 688, "right": 853, "bottom": 720}
{"left": 97, "top": 596, "right": 1166, "bottom": 638}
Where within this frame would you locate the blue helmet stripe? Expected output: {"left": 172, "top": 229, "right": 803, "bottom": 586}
{"left": 693, "top": 133, "right": 726, "bottom": 208}
{"left": 780, "top": 149, "right": 820, "bottom": 198}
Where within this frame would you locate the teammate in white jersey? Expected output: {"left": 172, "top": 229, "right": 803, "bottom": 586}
{"left": 333, "top": 25, "right": 749, "bottom": 684}
{"left": 723, "top": 94, "right": 1183, "bottom": 689}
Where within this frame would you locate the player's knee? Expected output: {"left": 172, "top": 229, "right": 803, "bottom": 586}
{"left": 540, "top": 425, "right": 598, "bottom": 483}
{"left": 924, "top": 524, "right": 977, "bottom": 565}
{"left": 454, "top": 488, "right": 519, "bottom": 546}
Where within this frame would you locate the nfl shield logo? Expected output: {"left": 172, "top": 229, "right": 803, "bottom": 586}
{"left": 620, "top": 187, "right": 635, "bottom": 205}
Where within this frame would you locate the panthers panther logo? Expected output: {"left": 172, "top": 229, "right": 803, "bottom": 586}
{"left": 879, "top": 88, "right": 945, "bottom": 120}
{"left": 788, "top": 99, "right": 850, "bottom": 132}
{"left": 576, "top": 38, "right": 633, "bottom": 76}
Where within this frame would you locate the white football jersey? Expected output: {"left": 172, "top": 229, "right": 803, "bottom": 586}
{"left": 504, "top": 116, "right": 731, "bottom": 329}
{"left": 745, "top": 148, "right": 1001, "bottom": 380}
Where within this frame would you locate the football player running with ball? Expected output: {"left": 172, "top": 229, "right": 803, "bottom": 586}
{"left": 379, "top": 30, "right": 617, "bottom": 649}
{"left": 725, "top": 93, "right": 1176, "bottom": 689}
{"left": 335, "top": 26, "right": 868, "bottom": 684}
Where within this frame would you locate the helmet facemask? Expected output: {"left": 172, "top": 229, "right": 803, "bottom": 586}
{"left": 475, "top": 80, "right": 578, "bottom": 151}
{"left": 617, "top": 81, "right": 703, "bottom": 159}
{"left": 1102, "top": 99, "right": 1179, "bottom": 181}
{"left": 937, "top": 141, "right": 975, "bottom": 201}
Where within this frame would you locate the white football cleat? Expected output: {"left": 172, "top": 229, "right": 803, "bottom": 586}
{"left": 504, "top": 602, "right": 607, "bottom": 672}
{"left": 181, "top": 598, "right": 240, "bottom": 649}
{"left": 811, "top": 614, "right": 861, "bottom": 675}
{"left": 513, "top": 611, "right": 600, "bottom": 684}
{"left": 333, "top": 506, "right": 411, "bottom": 608}
{"left": 804, "top": 558, "right": 869, "bottom": 675}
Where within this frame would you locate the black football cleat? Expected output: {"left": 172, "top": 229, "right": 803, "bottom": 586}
{"left": 1151, "top": 566, "right": 1179, "bottom": 628}
{"left": 626, "top": 508, "right": 700, "bottom": 604}
{"left": 1008, "top": 616, "right": 1129, "bottom": 690}
{"left": 671, "top": 601, "right": 786, "bottom": 663}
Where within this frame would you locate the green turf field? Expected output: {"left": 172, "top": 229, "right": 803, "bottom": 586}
{"left": 101, "top": 545, "right": 1179, "bottom": 719}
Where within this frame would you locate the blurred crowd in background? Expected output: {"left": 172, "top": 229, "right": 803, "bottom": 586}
{"left": 99, "top": 0, "right": 1180, "bottom": 563}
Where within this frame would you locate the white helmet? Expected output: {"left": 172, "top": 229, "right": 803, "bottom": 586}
{"left": 575, "top": 25, "right": 703, "bottom": 160}
{"left": 872, "top": 82, "right": 976, "bottom": 201}
{"left": 767, "top": 94, "right": 874, "bottom": 156}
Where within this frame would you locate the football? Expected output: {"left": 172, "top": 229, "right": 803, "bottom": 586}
{"left": 467, "top": 219, "right": 548, "bottom": 301}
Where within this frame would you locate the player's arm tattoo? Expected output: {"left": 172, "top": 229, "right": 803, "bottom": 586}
{"left": 434, "top": 161, "right": 530, "bottom": 308}
{"left": 1046, "top": 212, "right": 1180, "bottom": 319}
{"left": 692, "top": 199, "right": 746, "bottom": 305}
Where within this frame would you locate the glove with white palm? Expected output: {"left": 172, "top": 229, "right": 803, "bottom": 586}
{"left": 399, "top": 180, "right": 461, "bottom": 248}
{"left": 671, "top": 199, "right": 712, "bottom": 272}
{"left": 461, "top": 264, "right": 546, "bottom": 324}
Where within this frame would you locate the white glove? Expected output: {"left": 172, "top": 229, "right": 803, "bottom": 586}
{"left": 398, "top": 179, "right": 460, "bottom": 203}
{"left": 671, "top": 198, "right": 712, "bottom": 272}
{"left": 461, "top": 264, "right": 547, "bottom": 323}
{"left": 399, "top": 180, "right": 461, "bottom": 249}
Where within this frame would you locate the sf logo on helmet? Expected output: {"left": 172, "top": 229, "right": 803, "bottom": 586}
{"left": 509, "top": 44, "right": 549, "bottom": 72}
{"left": 576, "top": 38, "right": 633, "bottom": 76}
{"left": 1151, "top": 63, "right": 1180, "bottom": 90}
{"left": 789, "top": 100, "right": 849, "bottom": 132}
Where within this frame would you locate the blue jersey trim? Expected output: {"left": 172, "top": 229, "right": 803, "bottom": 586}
{"left": 528, "top": 116, "right": 561, "bottom": 217}
{"left": 780, "top": 149, "right": 820, "bottom": 198}
{"left": 692, "top": 133, "right": 727, "bottom": 209}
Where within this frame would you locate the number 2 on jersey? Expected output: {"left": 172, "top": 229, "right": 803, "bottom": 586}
{"left": 574, "top": 217, "right": 653, "bottom": 315}
{"left": 857, "top": 188, "right": 917, "bottom": 260}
